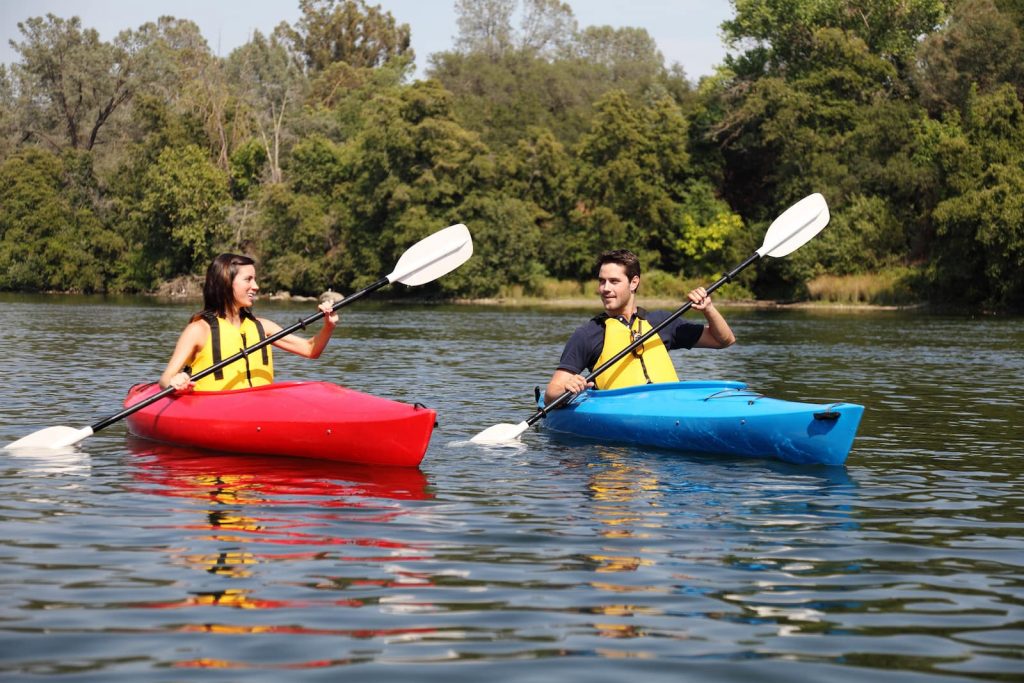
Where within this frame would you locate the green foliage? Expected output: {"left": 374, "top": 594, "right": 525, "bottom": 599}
{"left": 673, "top": 190, "right": 745, "bottom": 273}
{"left": 229, "top": 139, "right": 268, "bottom": 199}
{"left": 0, "top": 2, "right": 1022, "bottom": 311}
{"left": 435, "top": 193, "right": 545, "bottom": 297}
{"left": 277, "top": 0, "right": 413, "bottom": 72}
{"left": 723, "top": 0, "right": 946, "bottom": 75}
{"left": 914, "top": 0, "right": 1024, "bottom": 115}
{"left": 10, "top": 14, "right": 142, "bottom": 150}
{"left": 0, "top": 148, "right": 124, "bottom": 292}
{"left": 134, "top": 145, "right": 231, "bottom": 281}
{"left": 257, "top": 184, "right": 339, "bottom": 293}
{"left": 430, "top": 11, "right": 683, "bottom": 151}
{"left": 574, "top": 90, "right": 744, "bottom": 277}
{"left": 931, "top": 85, "right": 1024, "bottom": 308}
{"left": 333, "top": 80, "right": 490, "bottom": 285}
{"left": 288, "top": 134, "right": 347, "bottom": 196}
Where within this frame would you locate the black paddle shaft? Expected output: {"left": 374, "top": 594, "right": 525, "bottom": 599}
{"left": 89, "top": 277, "right": 391, "bottom": 433}
{"left": 528, "top": 252, "right": 761, "bottom": 426}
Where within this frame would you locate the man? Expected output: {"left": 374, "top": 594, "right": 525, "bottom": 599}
{"left": 544, "top": 249, "right": 735, "bottom": 405}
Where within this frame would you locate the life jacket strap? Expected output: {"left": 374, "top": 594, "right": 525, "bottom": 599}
{"left": 242, "top": 309, "right": 269, "bottom": 364}
{"left": 200, "top": 312, "right": 224, "bottom": 380}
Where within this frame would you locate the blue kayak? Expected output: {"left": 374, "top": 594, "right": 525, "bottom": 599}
{"left": 540, "top": 381, "right": 864, "bottom": 465}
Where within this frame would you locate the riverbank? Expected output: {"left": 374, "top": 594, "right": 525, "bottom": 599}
{"left": 451, "top": 295, "right": 925, "bottom": 312}
{"left": 22, "top": 277, "right": 926, "bottom": 312}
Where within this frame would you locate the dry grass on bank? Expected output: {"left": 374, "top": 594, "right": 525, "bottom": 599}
{"left": 494, "top": 271, "right": 756, "bottom": 307}
{"left": 806, "top": 269, "right": 919, "bottom": 306}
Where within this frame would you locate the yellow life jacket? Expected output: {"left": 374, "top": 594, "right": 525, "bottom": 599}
{"left": 593, "top": 313, "right": 679, "bottom": 390}
{"left": 190, "top": 312, "right": 274, "bottom": 391}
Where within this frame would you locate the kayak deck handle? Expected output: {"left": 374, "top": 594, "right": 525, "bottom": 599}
{"left": 813, "top": 406, "right": 842, "bottom": 421}
{"left": 413, "top": 402, "right": 438, "bottom": 428}
{"left": 703, "top": 389, "right": 764, "bottom": 402}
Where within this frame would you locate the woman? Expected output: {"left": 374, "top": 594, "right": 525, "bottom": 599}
{"left": 159, "top": 253, "right": 339, "bottom": 391}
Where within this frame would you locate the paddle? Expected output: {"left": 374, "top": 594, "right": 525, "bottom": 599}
{"left": 6, "top": 223, "right": 474, "bottom": 451}
{"left": 471, "top": 193, "right": 830, "bottom": 445}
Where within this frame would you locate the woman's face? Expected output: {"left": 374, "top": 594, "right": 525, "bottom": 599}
{"left": 231, "top": 264, "right": 259, "bottom": 310}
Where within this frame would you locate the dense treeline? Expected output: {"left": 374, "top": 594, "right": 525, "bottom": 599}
{"left": 0, "top": 0, "right": 1021, "bottom": 310}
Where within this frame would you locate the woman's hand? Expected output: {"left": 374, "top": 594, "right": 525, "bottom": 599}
{"left": 167, "top": 371, "right": 192, "bottom": 391}
{"left": 319, "top": 302, "right": 339, "bottom": 329}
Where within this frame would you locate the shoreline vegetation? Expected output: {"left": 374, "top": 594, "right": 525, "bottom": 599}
{"left": 2, "top": 4, "right": 1021, "bottom": 312}
{"left": 146, "top": 271, "right": 927, "bottom": 311}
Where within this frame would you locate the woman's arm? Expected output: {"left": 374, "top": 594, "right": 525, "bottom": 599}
{"left": 158, "top": 320, "right": 208, "bottom": 389}
{"left": 263, "top": 303, "right": 340, "bottom": 359}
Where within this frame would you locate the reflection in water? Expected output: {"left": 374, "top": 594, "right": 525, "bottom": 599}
{"left": 3, "top": 445, "right": 91, "bottom": 477}
{"left": 2, "top": 300, "right": 1022, "bottom": 679}
{"left": 574, "top": 448, "right": 864, "bottom": 648}
{"left": 123, "top": 438, "right": 438, "bottom": 663}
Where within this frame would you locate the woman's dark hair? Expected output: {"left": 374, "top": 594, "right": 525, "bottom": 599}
{"left": 193, "top": 253, "right": 256, "bottom": 321}
{"left": 595, "top": 249, "right": 641, "bottom": 281}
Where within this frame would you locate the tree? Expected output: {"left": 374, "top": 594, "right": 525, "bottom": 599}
{"left": 297, "top": 79, "right": 544, "bottom": 297}
{"left": 520, "top": 0, "right": 577, "bottom": 57}
{"left": 0, "top": 66, "right": 16, "bottom": 158}
{"left": 225, "top": 31, "right": 306, "bottom": 184}
{"left": 454, "top": 0, "right": 576, "bottom": 58}
{"left": 455, "top": 0, "right": 515, "bottom": 57}
{"left": 10, "top": 14, "right": 148, "bottom": 151}
{"left": 570, "top": 25, "right": 666, "bottom": 88}
{"left": 573, "top": 90, "right": 742, "bottom": 276}
{"left": 914, "top": 0, "right": 1024, "bottom": 115}
{"left": 0, "top": 148, "right": 124, "bottom": 292}
{"left": 430, "top": 18, "right": 680, "bottom": 151}
{"left": 931, "top": 85, "right": 1024, "bottom": 308}
{"left": 276, "top": 0, "right": 413, "bottom": 73}
{"left": 133, "top": 145, "right": 232, "bottom": 281}
{"left": 722, "top": 0, "right": 946, "bottom": 78}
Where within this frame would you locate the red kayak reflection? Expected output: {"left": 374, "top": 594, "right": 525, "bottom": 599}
{"left": 128, "top": 436, "right": 432, "bottom": 565}
{"left": 128, "top": 436, "right": 432, "bottom": 505}
{"left": 125, "top": 437, "right": 438, "bottom": 623}
{"left": 126, "top": 436, "right": 432, "bottom": 559}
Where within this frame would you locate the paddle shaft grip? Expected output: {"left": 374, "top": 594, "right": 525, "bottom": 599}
{"left": 528, "top": 252, "right": 761, "bottom": 426}
{"left": 89, "top": 277, "right": 392, "bottom": 434}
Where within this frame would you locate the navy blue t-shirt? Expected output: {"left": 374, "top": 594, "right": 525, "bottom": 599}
{"left": 556, "top": 308, "right": 705, "bottom": 375}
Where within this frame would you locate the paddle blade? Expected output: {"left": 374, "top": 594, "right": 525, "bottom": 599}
{"left": 470, "top": 421, "right": 530, "bottom": 445}
{"left": 6, "top": 426, "right": 93, "bottom": 450}
{"left": 388, "top": 223, "right": 473, "bottom": 287}
{"left": 756, "top": 193, "right": 830, "bottom": 258}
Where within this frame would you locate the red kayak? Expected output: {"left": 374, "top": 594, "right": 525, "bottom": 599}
{"left": 123, "top": 381, "right": 436, "bottom": 467}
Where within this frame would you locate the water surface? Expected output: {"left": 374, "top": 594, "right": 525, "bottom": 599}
{"left": 1, "top": 294, "right": 1021, "bottom": 681}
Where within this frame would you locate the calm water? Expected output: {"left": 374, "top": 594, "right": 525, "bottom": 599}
{"left": 1, "top": 294, "right": 1021, "bottom": 681}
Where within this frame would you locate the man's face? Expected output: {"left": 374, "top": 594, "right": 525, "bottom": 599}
{"left": 596, "top": 263, "right": 638, "bottom": 316}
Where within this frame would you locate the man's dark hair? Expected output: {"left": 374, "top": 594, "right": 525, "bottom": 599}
{"left": 595, "top": 250, "right": 641, "bottom": 280}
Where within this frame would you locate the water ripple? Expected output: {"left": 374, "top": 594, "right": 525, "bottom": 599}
{"left": 0, "top": 298, "right": 1021, "bottom": 680}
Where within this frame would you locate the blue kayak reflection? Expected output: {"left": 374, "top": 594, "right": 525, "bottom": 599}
{"left": 553, "top": 444, "right": 860, "bottom": 641}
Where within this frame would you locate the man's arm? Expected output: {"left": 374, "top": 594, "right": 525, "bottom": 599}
{"left": 688, "top": 287, "right": 736, "bottom": 349}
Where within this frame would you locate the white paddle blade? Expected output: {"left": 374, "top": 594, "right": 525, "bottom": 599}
{"left": 388, "top": 224, "right": 473, "bottom": 287}
{"left": 6, "top": 426, "right": 93, "bottom": 450}
{"left": 470, "top": 421, "right": 530, "bottom": 445}
{"left": 757, "top": 193, "right": 830, "bottom": 258}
